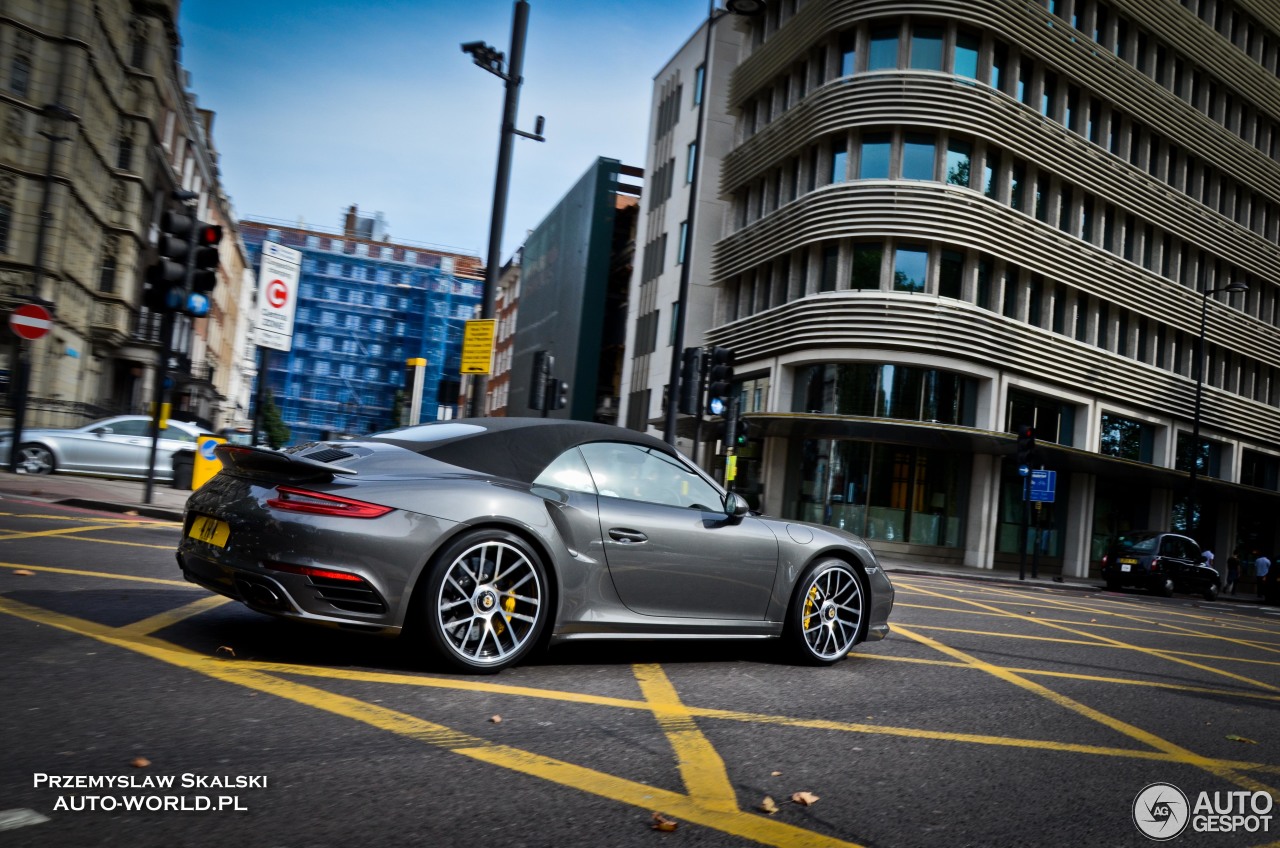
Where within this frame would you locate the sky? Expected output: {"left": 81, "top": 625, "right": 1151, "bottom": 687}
{"left": 177, "top": 0, "right": 711, "bottom": 259}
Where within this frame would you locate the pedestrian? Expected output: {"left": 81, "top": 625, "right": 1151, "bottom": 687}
{"left": 1201, "top": 548, "right": 1215, "bottom": 578}
{"left": 1255, "top": 552, "right": 1271, "bottom": 600}
{"left": 1225, "top": 552, "right": 1240, "bottom": 596}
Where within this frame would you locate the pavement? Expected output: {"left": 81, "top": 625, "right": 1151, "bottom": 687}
{"left": 0, "top": 470, "right": 1266, "bottom": 603}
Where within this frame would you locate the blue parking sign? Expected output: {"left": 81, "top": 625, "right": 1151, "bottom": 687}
{"left": 1029, "top": 469, "right": 1056, "bottom": 502}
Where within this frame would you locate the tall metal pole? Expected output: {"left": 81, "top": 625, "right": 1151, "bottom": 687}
{"left": 467, "top": 0, "right": 530, "bottom": 420}
{"left": 664, "top": 0, "right": 717, "bottom": 446}
{"left": 1188, "top": 286, "right": 1209, "bottom": 533}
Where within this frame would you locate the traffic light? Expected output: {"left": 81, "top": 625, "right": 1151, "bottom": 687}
{"left": 186, "top": 222, "right": 223, "bottom": 318}
{"left": 145, "top": 210, "right": 195, "bottom": 313}
{"left": 706, "top": 346, "right": 735, "bottom": 414}
{"left": 1015, "top": 424, "right": 1036, "bottom": 466}
{"left": 529, "top": 351, "right": 552, "bottom": 411}
{"left": 677, "top": 347, "right": 702, "bottom": 415}
{"left": 547, "top": 378, "right": 569, "bottom": 411}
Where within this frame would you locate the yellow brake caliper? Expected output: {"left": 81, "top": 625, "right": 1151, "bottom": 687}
{"left": 803, "top": 585, "right": 819, "bottom": 630}
{"left": 494, "top": 594, "right": 516, "bottom": 635}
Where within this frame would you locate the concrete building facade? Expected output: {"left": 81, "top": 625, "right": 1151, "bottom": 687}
{"left": 623, "top": 0, "right": 1280, "bottom": 576}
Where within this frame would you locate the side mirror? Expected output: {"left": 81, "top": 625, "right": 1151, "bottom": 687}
{"left": 724, "top": 492, "right": 750, "bottom": 519}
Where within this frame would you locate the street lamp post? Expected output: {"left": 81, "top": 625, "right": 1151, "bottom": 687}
{"left": 663, "top": 0, "right": 762, "bottom": 446}
{"left": 9, "top": 103, "right": 78, "bottom": 474}
{"left": 461, "top": 1, "right": 545, "bottom": 419}
{"left": 1187, "top": 274, "right": 1248, "bottom": 532}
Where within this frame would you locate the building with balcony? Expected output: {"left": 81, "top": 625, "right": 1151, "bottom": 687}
{"left": 622, "top": 0, "right": 1280, "bottom": 576}
{"left": 239, "top": 210, "right": 483, "bottom": 444}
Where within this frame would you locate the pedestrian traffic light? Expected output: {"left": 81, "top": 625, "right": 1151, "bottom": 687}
{"left": 1016, "top": 424, "right": 1036, "bottom": 466}
{"left": 677, "top": 347, "right": 703, "bottom": 415}
{"left": 186, "top": 222, "right": 223, "bottom": 317}
{"left": 145, "top": 210, "right": 196, "bottom": 313}
{"left": 548, "top": 378, "right": 569, "bottom": 411}
{"left": 529, "top": 351, "right": 553, "bottom": 411}
{"left": 706, "top": 346, "right": 735, "bottom": 414}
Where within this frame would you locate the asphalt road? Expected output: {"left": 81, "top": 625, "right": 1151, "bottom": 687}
{"left": 1, "top": 495, "right": 1277, "bottom": 848}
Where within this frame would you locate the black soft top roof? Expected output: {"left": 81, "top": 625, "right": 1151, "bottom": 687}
{"left": 369, "top": 417, "right": 676, "bottom": 484}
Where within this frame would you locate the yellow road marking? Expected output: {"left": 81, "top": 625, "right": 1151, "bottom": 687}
{"left": 0, "top": 511, "right": 178, "bottom": 526}
{"left": 0, "top": 596, "right": 865, "bottom": 847}
{"left": 893, "top": 622, "right": 1278, "bottom": 796}
{"left": 0, "top": 524, "right": 132, "bottom": 540}
{"left": 896, "top": 624, "right": 1280, "bottom": 669}
{"left": 115, "top": 595, "right": 232, "bottom": 638}
{"left": 855, "top": 653, "right": 1280, "bottom": 704}
{"left": 634, "top": 663, "right": 739, "bottom": 812}
{"left": 1, "top": 562, "right": 194, "bottom": 587}
{"left": 902, "top": 586, "right": 1280, "bottom": 692}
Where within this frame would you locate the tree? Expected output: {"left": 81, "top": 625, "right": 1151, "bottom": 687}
{"left": 260, "top": 390, "right": 290, "bottom": 449}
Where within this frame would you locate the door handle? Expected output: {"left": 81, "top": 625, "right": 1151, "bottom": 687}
{"left": 608, "top": 528, "right": 648, "bottom": 544}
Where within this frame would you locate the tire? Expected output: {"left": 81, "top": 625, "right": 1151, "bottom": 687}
{"left": 785, "top": 558, "right": 867, "bottom": 665}
{"left": 15, "top": 443, "right": 54, "bottom": 475}
{"left": 422, "top": 529, "right": 548, "bottom": 673}
{"left": 1202, "top": 583, "right": 1219, "bottom": 602}
{"left": 1153, "top": 577, "right": 1175, "bottom": 598}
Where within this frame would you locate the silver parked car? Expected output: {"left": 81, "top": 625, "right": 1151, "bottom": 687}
{"left": 178, "top": 418, "right": 894, "bottom": 673}
{"left": 0, "top": 415, "right": 202, "bottom": 480}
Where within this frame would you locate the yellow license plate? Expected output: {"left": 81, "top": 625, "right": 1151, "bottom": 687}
{"left": 188, "top": 515, "right": 230, "bottom": 548}
{"left": 1118, "top": 557, "right": 1139, "bottom": 565}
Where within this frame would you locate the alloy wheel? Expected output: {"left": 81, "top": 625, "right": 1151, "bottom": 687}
{"left": 434, "top": 537, "right": 544, "bottom": 669}
{"left": 794, "top": 561, "right": 864, "bottom": 663}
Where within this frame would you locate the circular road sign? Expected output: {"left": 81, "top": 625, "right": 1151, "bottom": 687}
{"left": 9, "top": 303, "right": 52, "bottom": 340}
{"left": 266, "top": 279, "right": 289, "bottom": 309}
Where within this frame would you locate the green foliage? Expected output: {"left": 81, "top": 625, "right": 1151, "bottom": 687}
{"left": 260, "top": 390, "right": 290, "bottom": 449}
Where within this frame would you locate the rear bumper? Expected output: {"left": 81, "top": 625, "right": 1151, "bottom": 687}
{"left": 177, "top": 551, "right": 400, "bottom": 635}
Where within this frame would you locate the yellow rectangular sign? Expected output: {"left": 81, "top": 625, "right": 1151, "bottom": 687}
{"left": 460, "top": 319, "right": 496, "bottom": 374}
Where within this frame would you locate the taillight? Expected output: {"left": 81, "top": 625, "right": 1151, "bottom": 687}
{"left": 265, "top": 561, "right": 366, "bottom": 583}
{"left": 1150, "top": 557, "right": 1161, "bottom": 571}
{"left": 266, "top": 486, "right": 392, "bottom": 518}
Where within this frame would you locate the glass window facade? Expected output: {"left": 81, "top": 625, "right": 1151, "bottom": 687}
{"left": 793, "top": 362, "right": 978, "bottom": 425}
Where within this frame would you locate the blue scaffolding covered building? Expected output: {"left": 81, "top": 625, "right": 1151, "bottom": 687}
{"left": 240, "top": 211, "right": 483, "bottom": 445}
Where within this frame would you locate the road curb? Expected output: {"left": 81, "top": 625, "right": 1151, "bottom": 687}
{"left": 54, "top": 498, "right": 185, "bottom": 522}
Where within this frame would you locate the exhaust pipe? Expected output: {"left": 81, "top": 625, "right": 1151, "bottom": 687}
{"left": 235, "top": 577, "right": 284, "bottom": 610}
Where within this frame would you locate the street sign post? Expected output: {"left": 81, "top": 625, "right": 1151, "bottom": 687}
{"left": 253, "top": 242, "right": 302, "bottom": 352}
{"left": 460, "top": 319, "right": 496, "bottom": 375}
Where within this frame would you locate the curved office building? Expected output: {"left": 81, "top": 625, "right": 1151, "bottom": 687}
{"left": 688, "top": 0, "right": 1280, "bottom": 574}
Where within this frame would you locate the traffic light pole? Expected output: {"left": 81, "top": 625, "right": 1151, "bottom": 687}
{"left": 142, "top": 306, "right": 176, "bottom": 505}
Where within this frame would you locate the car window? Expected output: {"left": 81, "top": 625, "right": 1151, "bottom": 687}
{"left": 532, "top": 447, "right": 598, "bottom": 495}
{"left": 1159, "top": 536, "right": 1190, "bottom": 558}
{"left": 578, "top": 442, "right": 722, "bottom": 510}
{"left": 160, "top": 425, "right": 196, "bottom": 443}
{"left": 103, "top": 419, "right": 150, "bottom": 437}
{"left": 1115, "top": 533, "right": 1157, "bottom": 554}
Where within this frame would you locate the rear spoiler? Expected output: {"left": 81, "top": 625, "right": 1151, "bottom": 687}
{"left": 214, "top": 444, "right": 358, "bottom": 481}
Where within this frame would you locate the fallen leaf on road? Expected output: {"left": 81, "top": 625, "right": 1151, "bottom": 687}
{"left": 130, "top": 757, "right": 150, "bottom": 768}
{"left": 651, "top": 812, "right": 678, "bottom": 832}
{"left": 124, "top": 510, "right": 138, "bottom": 516}
{"left": 489, "top": 715, "right": 502, "bottom": 724}
{"left": 1226, "top": 735, "right": 1258, "bottom": 744}
{"left": 771, "top": 770, "right": 782, "bottom": 776}
{"left": 12, "top": 569, "right": 35, "bottom": 576}
{"left": 215, "top": 645, "right": 236, "bottom": 658}
{"left": 759, "top": 796, "right": 778, "bottom": 814}
{"left": 791, "top": 791, "right": 819, "bottom": 806}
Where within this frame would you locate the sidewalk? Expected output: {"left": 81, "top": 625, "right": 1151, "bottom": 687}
{"left": 0, "top": 469, "right": 189, "bottom": 520}
{"left": 0, "top": 470, "right": 1265, "bottom": 603}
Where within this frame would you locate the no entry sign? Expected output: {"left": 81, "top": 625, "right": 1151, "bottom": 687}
{"left": 9, "top": 303, "right": 52, "bottom": 340}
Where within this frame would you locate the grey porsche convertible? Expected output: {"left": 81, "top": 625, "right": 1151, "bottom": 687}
{"left": 177, "top": 418, "right": 894, "bottom": 672}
